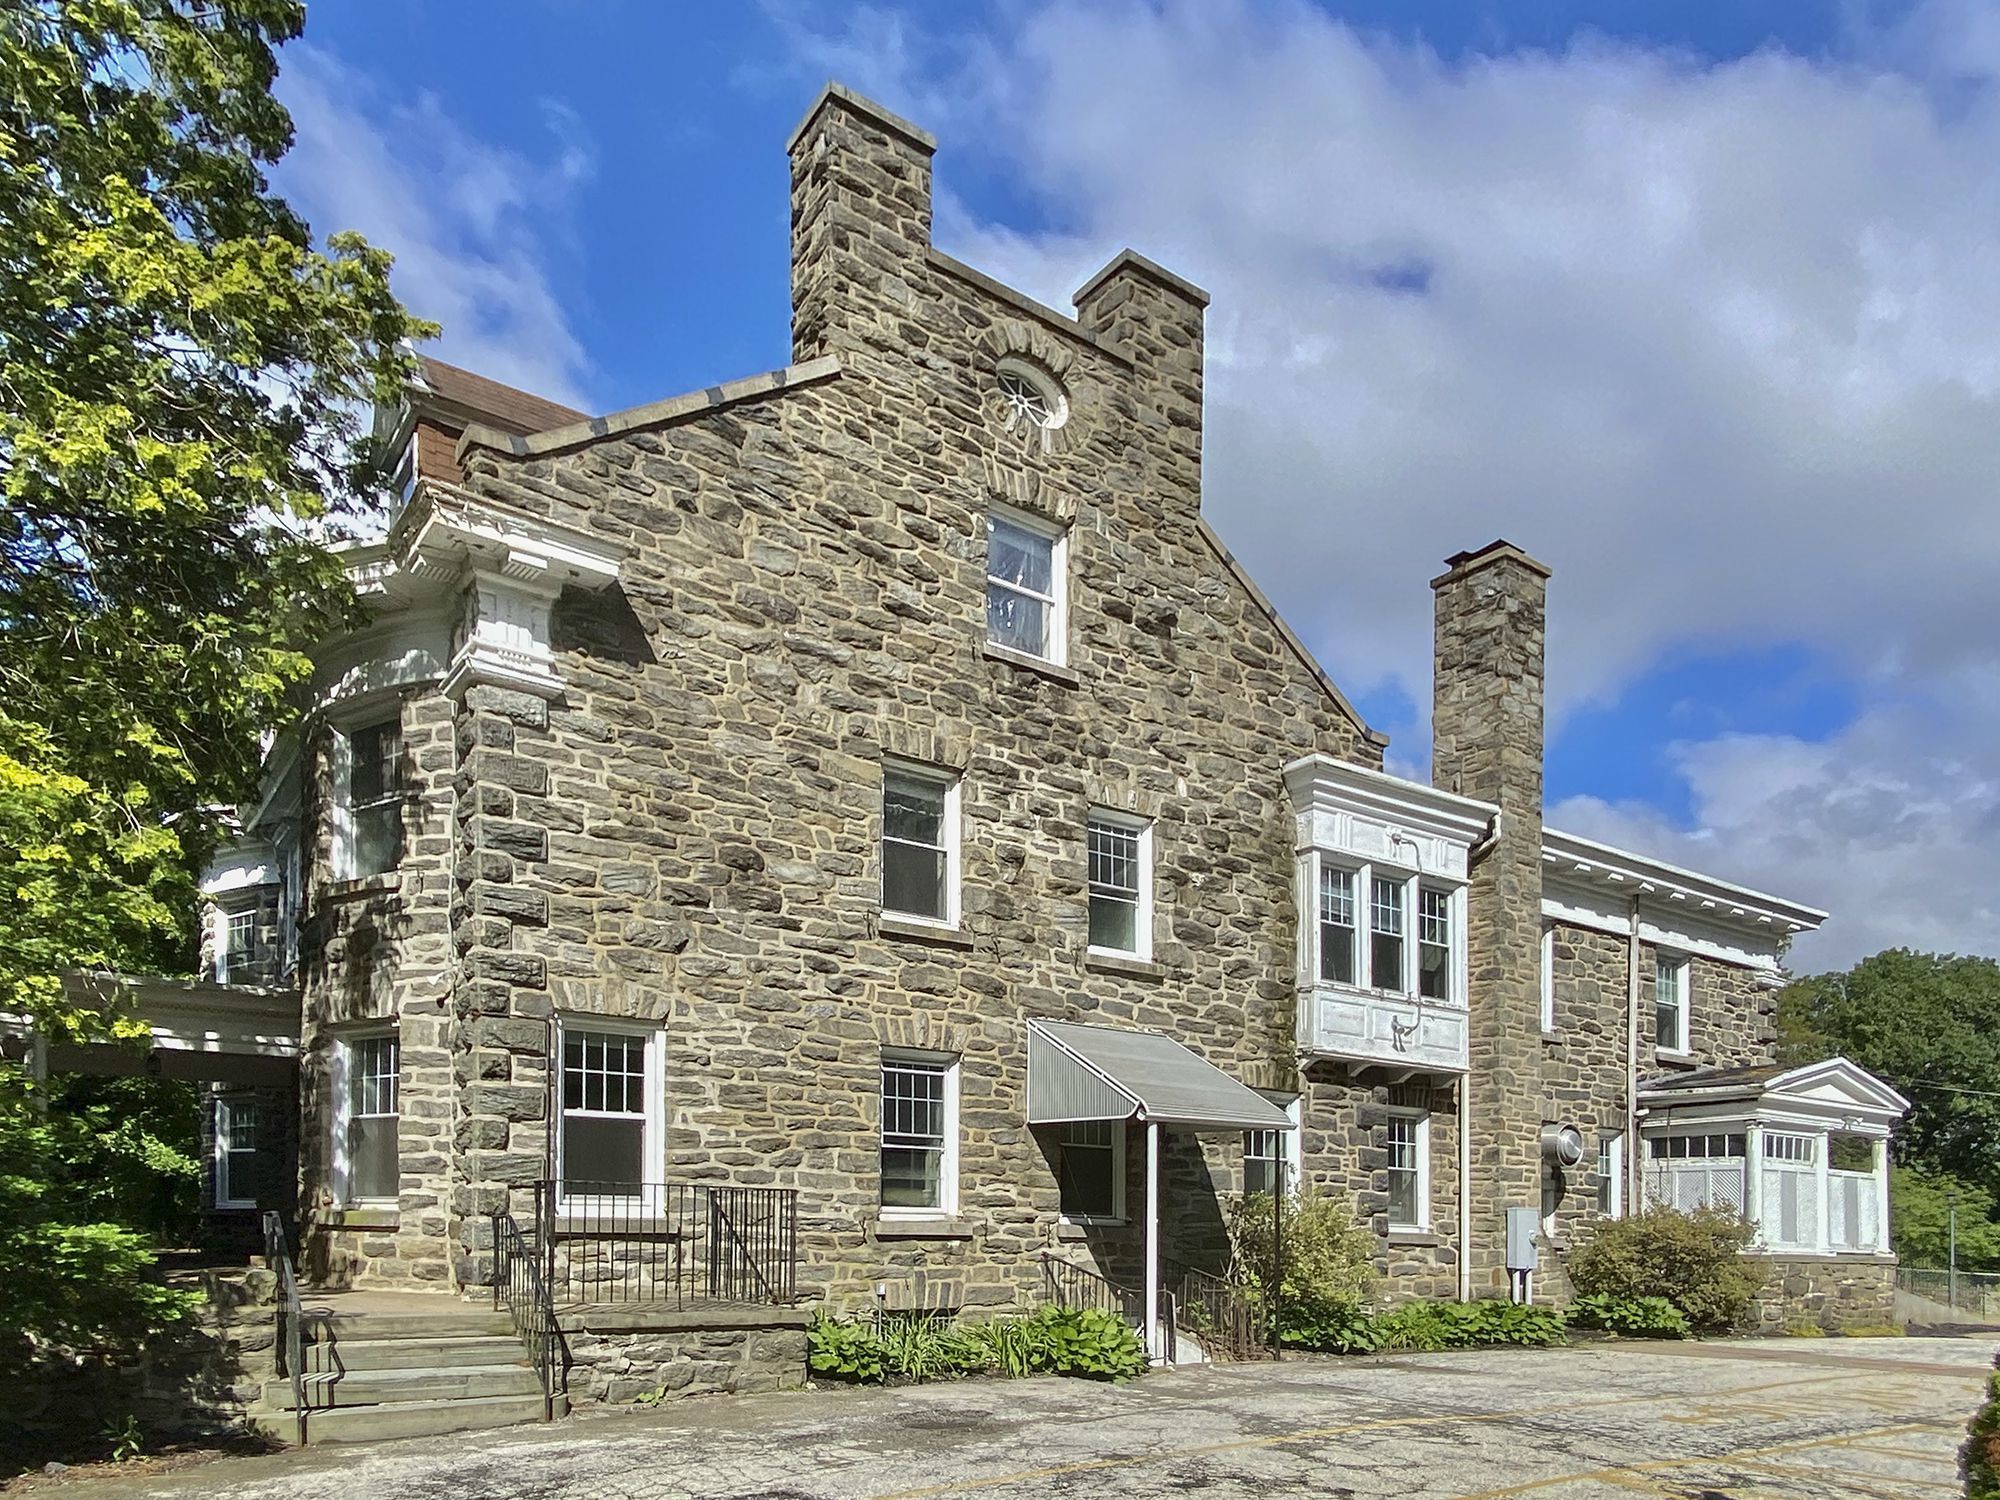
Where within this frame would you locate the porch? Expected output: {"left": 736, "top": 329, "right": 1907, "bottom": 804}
{"left": 1638, "top": 1056, "right": 1909, "bottom": 1257}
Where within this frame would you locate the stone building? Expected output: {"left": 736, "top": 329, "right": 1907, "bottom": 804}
{"left": 143, "top": 84, "right": 1903, "bottom": 1349}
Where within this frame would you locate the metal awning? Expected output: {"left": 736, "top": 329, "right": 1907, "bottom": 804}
{"left": 1027, "top": 1019, "right": 1293, "bottom": 1131}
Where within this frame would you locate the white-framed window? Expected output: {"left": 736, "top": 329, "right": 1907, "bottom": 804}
{"left": 558, "top": 1022, "right": 663, "bottom": 1198}
{"left": 217, "top": 905, "right": 259, "bottom": 983}
{"left": 1086, "top": 811, "right": 1151, "bottom": 958}
{"left": 1317, "top": 865, "right": 1357, "bottom": 985}
{"left": 389, "top": 439, "right": 418, "bottom": 504}
{"left": 1369, "top": 877, "right": 1406, "bottom": 994}
{"left": 881, "top": 762, "right": 959, "bottom": 926}
{"left": 995, "top": 357, "right": 1070, "bottom": 446}
{"left": 1384, "top": 1111, "right": 1428, "bottom": 1229}
{"left": 1539, "top": 925, "right": 1557, "bottom": 1033}
{"left": 1647, "top": 1132, "right": 1745, "bottom": 1160}
{"left": 985, "top": 506, "right": 1067, "bottom": 664}
{"left": 1764, "top": 1131, "right": 1816, "bottom": 1164}
{"left": 1596, "top": 1131, "right": 1624, "bottom": 1217}
{"left": 1244, "top": 1095, "right": 1302, "bottom": 1197}
{"left": 1057, "top": 1119, "right": 1125, "bottom": 1223}
{"left": 880, "top": 1051, "right": 959, "bottom": 1217}
{"left": 335, "top": 716, "right": 405, "bottom": 881}
{"left": 1417, "top": 887, "right": 1452, "bottom": 1001}
{"left": 332, "top": 1033, "right": 400, "bottom": 1205}
{"left": 1654, "top": 954, "right": 1690, "bottom": 1052}
{"left": 214, "top": 1094, "right": 262, "bottom": 1210}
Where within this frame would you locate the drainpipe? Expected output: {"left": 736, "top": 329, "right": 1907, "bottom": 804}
{"left": 1626, "top": 895, "right": 1641, "bottom": 1211}
{"left": 1144, "top": 1119, "right": 1162, "bottom": 1362}
{"left": 1457, "top": 1074, "right": 1472, "bottom": 1302}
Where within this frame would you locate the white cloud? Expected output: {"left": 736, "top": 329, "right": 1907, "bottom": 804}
{"left": 274, "top": 48, "right": 595, "bottom": 410}
{"left": 783, "top": 0, "right": 2000, "bottom": 967}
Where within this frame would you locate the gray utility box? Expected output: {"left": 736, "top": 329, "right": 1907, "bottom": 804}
{"left": 1506, "top": 1206, "right": 1541, "bottom": 1272}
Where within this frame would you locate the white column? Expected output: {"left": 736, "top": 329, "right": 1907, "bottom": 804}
{"left": 1145, "top": 1119, "right": 1162, "bottom": 1363}
{"left": 1872, "top": 1136, "right": 1892, "bottom": 1253}
{"left": 1744, "top": 1122, "right": 1764, "bottom": 1246}
{"left": 1814, "top": 1127, "right": 1832, "bottom": 1253}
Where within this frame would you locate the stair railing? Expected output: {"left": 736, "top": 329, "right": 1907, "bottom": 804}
{"left": 1039, "top": 1249, "right": 1147, "bottom": 1332}
{"left": 492, "top": 1210, "right": 562, "bottom": 1418}
{"left": 260, "top": 1211, "right": 308, "bottom": 1446}
{"left": 1163, "top": 1257, "right": 1271, "bottom": 1362}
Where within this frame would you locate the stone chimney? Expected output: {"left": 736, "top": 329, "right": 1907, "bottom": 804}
{"left": 786, "top": 83, "right": 936, "bottom": 366}
{"left": 1431, "top": 540, "right": 1550, "bottom": 1291}
{"left": 1073, "top": 250, "right": 1209, "bottom": 511}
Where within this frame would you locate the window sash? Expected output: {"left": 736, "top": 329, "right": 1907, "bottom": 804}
{"left": 881, "top": 1056, "right": 955, "bottom": 1213}
{"left": 346, "top": 719, "right": 405, "bottom": 880}
{"left": 986, "top": 513, "right": 1061, "bottom": 660}
{"left": 882, "top": 768, "right": 954, "bottom": 922}
{"left": 1058, "top": 1120, "right": 1120, "bottom": 1221}
{"left": 341, "top": 1035, "right": 400, "bottom": 1203}
{"left": 1243, "top": 1129, "right": 1283, "bottom": 1196}
{"left": 216, "top": 1097, "right": 261, "bottom": 1207}
{"left": 1417, "top": 888, "right": 1451, "bottom": 1000}
{"left": 1087, "top": 816, "right": 1147, "bottom": 955}
{"left": 559, "top": 1028, "right": 655, "bottom": 1194}
{"left": 1596, "top": 1132, "right": 1624, "bottom": 1216}
{"left": 1370, "top": 878, "right": 1406, "bottom": 993}
{"left": 1318, "top": 867, "right": 1357, "bottom": 985}
{"left": 1539, "top": 925, "right": 1557, "bottom": 1032}
{"left": 1647, "top": 1132, "right": 1745, "bottom": 1160}
{"left": 1385, "top": 1115, "right": 1424, "bottom": 1227}
{"left": 1654, "top": 958, "right": 1687, "bottom": 1049}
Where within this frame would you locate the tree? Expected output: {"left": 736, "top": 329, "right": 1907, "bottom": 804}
{"left": 0, "top": 0, "right": 429, "bottom": 1368}
{"left": 1890, "top": 1166, "right": 2000, "bottom": 1273}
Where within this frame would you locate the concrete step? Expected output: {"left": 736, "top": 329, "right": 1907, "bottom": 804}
{"left": 271, "top": 1363, "right": 543, "bottom": 1410}
{"left": 252, "top": 1391, "right": 558, "bottom": 1445}
{"left": 307, "top": 1308, "right": 517, "bottom": 1340}
{"left": 306, "top": 1334, "right": 529, "bottom": 1373}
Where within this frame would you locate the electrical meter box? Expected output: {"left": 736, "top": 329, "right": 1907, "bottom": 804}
{"left": 1506, "top": 1206, "right": 1540, "bottom": 1272}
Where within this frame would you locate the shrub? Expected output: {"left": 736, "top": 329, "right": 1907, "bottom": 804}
{"left": 955, "top": 1316, "right": 1046, "bottom": 1378}
{"left": 1368, "top": 1299, "right": 1565, "bottom": 1352}
{"left": 1227, "top": 1188, "right": 1377, "bottom": 1350}
{"left": 1031, "top": 1306, "right": 1148, "bottom": 1381}
{"left": 1566, "top": 1293, "right": 1688, "bottom": 1339}
{"left": 807, "top": 1306, "right": 1145, "bottom": 1385}
{"left": 1565, "top": 1205, "right": 1765, "bottom": 1332}
{"left": 1966, "top": 1361, "right": 2000, "bottom": 1500}
{"left": 806, "top": 1312, "right": 884, "bottom": 1383}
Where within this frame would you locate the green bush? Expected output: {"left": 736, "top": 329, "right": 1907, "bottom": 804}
{"left": 1565, "top": 1205, "right": 1765, "bottom": 1333}
{"left": 807, "top": 1305, "right": 1146, "bottom": 1385}
{"left": 1566, "top": 1293, "right": 1689, "bottom": 1339}
{"left": 806, "top": 1312, "right": 885, "bottom": 1383}
{"left": 1368, "top": 1299, "right": 1566, "bottom": 1352}
{"left": 1965, "top": 1361, "right": 2000, "bottom": 1500}
{"left": 1227, "top": 1188, "right": 1377, "bottom": 1350}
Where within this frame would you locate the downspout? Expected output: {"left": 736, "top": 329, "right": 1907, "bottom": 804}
{"left": 1626, "top": 894, "right": 1642, "bottom": 1212}
{"left": 1459, "top": 811, "right": 1500, "bottom": 1304}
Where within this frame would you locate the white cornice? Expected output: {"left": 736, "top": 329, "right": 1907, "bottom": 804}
{"left": 1541, "top": 826, "right": 1826, "bottom": 937}
{"left": 1284, "top": 755, "right": 1498, "bottom": 848}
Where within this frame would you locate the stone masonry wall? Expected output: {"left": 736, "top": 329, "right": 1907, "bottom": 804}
{"left": 296, "top": 688, "right": 458, "bottom": 1288}
{"left": 440, "top": 87, "right": 1383, "bottom": 1311}
{"left": 1747, "top": 1256, "right": 1897, "bottom": 1333}
{"left": 561, "top": 1308, "right": 809, "bottom": 1404}
{"left": 1432, "top": 545, "right": 1550, "bottom": 1295}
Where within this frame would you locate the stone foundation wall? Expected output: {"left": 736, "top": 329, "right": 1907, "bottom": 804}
{"left": 1747, "top": 1255, "right": 1898, "bottom": 1333}
{"left": 559, "top": 1308, "right": 810, "bottom": 1404}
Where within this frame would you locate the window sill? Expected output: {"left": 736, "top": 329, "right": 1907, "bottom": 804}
{"left": 1541, "top": 1029, "right": 1561, "bottom": 1044}
{"left": 322, "top": 872, "right": 401, "bottom": 903}
{"left": 1653, "top": 1048, "right": 1697, "bottom": 1069}
{"left": 982, "top": 641, "right": 1081, "bottom": 688}
{"left": 1057, "top": 1217, "right": 1125, "bottom": 1236}
{"left": 1385, "top": 1228, "right": 1441, "bottom": 1247}
{"left": 325, "top": 1206, "right": 400, "bottom": 1230}
{"left": 878, "top": 914, "right": 975, "bottom": 948}
{"left": 871, "top": 1215, "right": 973, "bottom": 1240}
{"left": 1084, "top": 950, "right": 1164, "bottom": 980}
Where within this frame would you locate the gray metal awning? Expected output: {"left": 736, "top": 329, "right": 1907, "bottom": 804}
{"left": 1027, "top": 1019, "right": 1293, "bottom": 1131}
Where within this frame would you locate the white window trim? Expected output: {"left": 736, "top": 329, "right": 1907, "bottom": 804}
{"left": 555, "top": 1017, "right": 666, "bottom": 1213}
{"left": 1057, "top": 1119, "right": 1128, "bottom": 1226}
{"left": 1245, "top": 1093, "right": 1303, "bottom": 1197}
{"left": 880, "top": 760, "right": 962, "bottom": 929}
{"left": 1315, "top": 861, "right": 1359, "bottom": 987}
{"left": 985, "top": 503, "right": 1068, "bottom": 667}
{"left": 1655, "top": 953, "right": 1692, "bottom": 1055}
{"left": 878, "top": 1048, "right": 960, "bottom": 1220}
{"left": 1384, "top": 1109, "right": 1430, "bottom": 1231}
{"left": 1598, "top": 1131, "right": 1625, "bottom": 1218}
{"left": 213, "top": 1094, "right": 260, "bottom": 1210}
{"left": 214, "top": 902, "right": 258, "bottom": 984}
{"left": 1085, "top": 809, "right": 1153, "bottom": 961}
{"left": 329, "top": 713, "right": 404, "bottom": 882}
{"left": 1310, "top": 854, "right": 1465, "bottom": 1006}
{"left": 329, "top": 1027, "right": 400, "bottom": 1207}
{"left": 1539, "top": 924, "right": 1557, "bottom": 1033}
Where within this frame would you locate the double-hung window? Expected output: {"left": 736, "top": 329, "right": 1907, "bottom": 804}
{"left": 1087, "top": 812, "right": 1150, "bottom": 958}
{"left": 559, "top": 1026, "right": 658, "bottom": 1196}
{"left": 1385, "top": 1112, "right": 1428, "bottom": 1229}
{"left": 1417, "top": 888, "right": 1452, "bottom": 1001}
{"left": 985, "top": 508, "right": 1065, "bottom": 664}
{"left": 344, "top": 718, "right": 405, "bottom": 880}
{"left": 1318, "top": 867, "right": 1357, "bottom": 984}
{"left": 1654, "top": 955, "right": 1690, "bottom": 1052}
{"left": 880, "top": 1052, "right": 958, "bottom": 1216}
{"left": 881, "top": 763, "right": 958, "bottom": 926}
{"left": 219, "top": 907, "right": 259, "bottom": 983}
{"left": 1243, "top": 1096, "right": 1301, "bottom": 1197}
{"left": 1596, "top": 1131, "right": 1625, "bottom": 1217}
{"left": 214, "top": 1095, "right": 261, "bottom": 1210}
{"left": 1058, "top": 1120, "right": 1124, "bottom": 1222}
{"left": 1370, "top": 878, "right": 1406, "bottom": 993}
{"left": 338, "top": 1034, "right": 400, "bottom": 1204}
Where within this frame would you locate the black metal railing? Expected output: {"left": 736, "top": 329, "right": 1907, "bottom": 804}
{"left": 261, "top": 1211, "right": 307, "bottom": 1446}
{"left": 535, "top": 1181, "right": 798, "bottom": 1308}
{"left": 1164, "top": 1257, "right": 1270, "bottom": 1362}
{"left": 491, "top": 1211, "right": 562, "bottom": 1417}
{"left": 1039, "top": 1250, "right": 1146, "bottom": 1331}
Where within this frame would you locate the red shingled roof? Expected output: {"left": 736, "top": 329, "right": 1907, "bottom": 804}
{"left": 415, "top": 355, "right": 586, "bottom": 436}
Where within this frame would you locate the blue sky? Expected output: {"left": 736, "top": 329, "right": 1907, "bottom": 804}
{"left": 278, "top": 0, "right": 2000, "bottom": 966}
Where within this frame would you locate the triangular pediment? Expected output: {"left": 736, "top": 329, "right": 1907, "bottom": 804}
{"left": 1766, "top": 1056, "right": 1910, "bottom": 1120}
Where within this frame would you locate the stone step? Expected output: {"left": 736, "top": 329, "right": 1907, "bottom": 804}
{"left": 303, "top": 1308, "right": 518, "bottom": 1341}
{"left": 251, "top": 1391, "right": 560, "bottom": 1445}
{"left": 270, "top": 1362, "right": 543, "bottom": 1410}
{"left": 306, "top": 1334, "right": 530, "bottom": 1373}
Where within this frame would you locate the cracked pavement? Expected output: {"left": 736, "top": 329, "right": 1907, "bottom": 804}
{"left": 39, "top": 1335, "right": 1993, "bottom": 1499}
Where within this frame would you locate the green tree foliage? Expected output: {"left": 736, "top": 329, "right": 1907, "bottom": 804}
{"left": 1779, "top": 950, "right": 2000, "bottom": 1266}
{"left": 1226, "top": 1188, "right": 1378, "bottom": 1348}
{"left": 0, "top": 0, "right": 428, "bottom": 1367}
{"left": 1565, "top": 1205, "right": 1765, "bottom": 1332}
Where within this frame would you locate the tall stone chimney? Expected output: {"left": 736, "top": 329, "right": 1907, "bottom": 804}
{"left": 1073, "top": 251, "right": 1209, "bottom": 508}
{"left": 1432, "top": 540, "right": 1550, "bottom": 1291}
{"left": 786, "top": 83, "right": 936, "bottom": 367}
